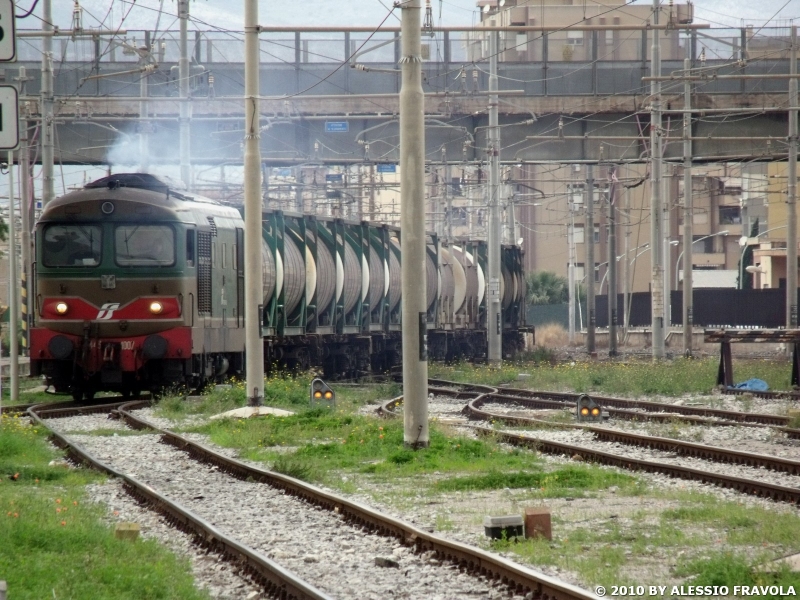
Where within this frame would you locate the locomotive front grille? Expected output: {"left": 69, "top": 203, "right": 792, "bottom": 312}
{"left": 197, "top": 232, "right": 212, "bottom": 314}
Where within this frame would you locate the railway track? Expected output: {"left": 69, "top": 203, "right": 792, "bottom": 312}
{"left": 381, "top": 381, "right": 800, "bottom": 505}
{"left": 29, "top": 401, "right": 595, "bottom": 600}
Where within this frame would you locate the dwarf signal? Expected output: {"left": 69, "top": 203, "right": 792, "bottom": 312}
{"left": 310, "top": 378, "right": 335, "bottom": 407}
{"left": 575, "top": 394, "right": 608, "bottom": 422}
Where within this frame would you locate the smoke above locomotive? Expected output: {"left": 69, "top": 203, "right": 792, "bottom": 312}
{"left": 30, "top": 173, "right": 527, "bottom": 400}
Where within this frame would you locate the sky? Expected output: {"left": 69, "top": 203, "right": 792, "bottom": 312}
{"left": 23, "top": 1, "right": 800, "bottom": 32}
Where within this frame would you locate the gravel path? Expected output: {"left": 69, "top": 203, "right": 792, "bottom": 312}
{"left": 47, "top": 412, "right": 537, "bottom": 600}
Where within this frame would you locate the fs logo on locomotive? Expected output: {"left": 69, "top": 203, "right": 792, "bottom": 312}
{"left": 96, "top": 303, "right": 121, "bottom": 320}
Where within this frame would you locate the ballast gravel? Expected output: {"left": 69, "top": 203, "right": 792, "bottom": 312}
{"left": 51, "top": 416, "right": 533, "bottom": 600}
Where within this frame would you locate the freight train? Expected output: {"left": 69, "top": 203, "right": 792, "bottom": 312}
{"left": 30, "top": 173, "right": 527, "bottom": 399}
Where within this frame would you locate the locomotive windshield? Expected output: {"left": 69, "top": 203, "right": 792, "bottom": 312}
{"left": 42, "top": 224, "right": 102, "bottom": 267}
{"left": 115, "top": 225, "right": 175, "bottom": 266}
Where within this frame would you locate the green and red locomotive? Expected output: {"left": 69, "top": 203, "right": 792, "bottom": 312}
{"left": 30, "top": 173, "right": 527, "bottom": 399}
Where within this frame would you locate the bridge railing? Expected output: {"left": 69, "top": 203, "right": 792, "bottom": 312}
{"left": 12, "top": 26, "right": 794, "bottom": 98}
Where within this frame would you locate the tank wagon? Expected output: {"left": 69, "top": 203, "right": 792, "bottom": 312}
{"left": 30, "top": 173, "right": 527, "bottom": 399}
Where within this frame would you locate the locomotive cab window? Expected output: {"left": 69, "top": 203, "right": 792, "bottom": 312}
{"left": 115, "top": 225, "right": 175, "bottom": 266}
{"left": 43, "top": 224, "right": 102, "bottom": 267}
{"left": 186, "top": 230, "right": 195, "bottom": 267}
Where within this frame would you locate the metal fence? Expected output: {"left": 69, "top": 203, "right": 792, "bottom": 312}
{"left": 592, "top": 288, "right": 796, "bottom": 329}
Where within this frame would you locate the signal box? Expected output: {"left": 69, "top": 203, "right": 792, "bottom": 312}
{"left": 310, "top": 378, "right": 335, "bottom": 408}
{"left": 575, "top": 394, "right": 608, "bottom": 422}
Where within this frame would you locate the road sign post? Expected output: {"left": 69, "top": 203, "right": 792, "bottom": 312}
{"left": 0, "top": 0, "right": 17, "bottom": 62}
{"left": 0, "top": 86, "right": 18, "bottom": 150}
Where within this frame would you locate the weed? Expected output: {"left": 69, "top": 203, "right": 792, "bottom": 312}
{"left": 272, "top": 456, "right": 315, "bottom": 481}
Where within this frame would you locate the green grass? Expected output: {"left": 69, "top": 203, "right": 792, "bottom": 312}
{"left": 434, "top": 465, "right": 636, "bottom": 497}
{"left": 191, "top": 411, "right": 540, "bottom": 483}
{"left": 156, "top": 374, "right": 401, "bottom": 421}
{"left": 430, "top": 357, "right": 794, "bottom": 397}
{"left": 0, "top": 413, "right": 209, "bottom": 600}
{"left": 676, "top": 553, "right": 800, "bottom": 600}
{"left": 495, "top": 489, "right": 800, "bottom": 594}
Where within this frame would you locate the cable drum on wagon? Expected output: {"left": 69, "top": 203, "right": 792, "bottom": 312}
{"left": 427, "top": 249, "right": 439, "bottom": 310}
{"left": 368, "top": 244, "right": 385, "bottom": 310}
{"left": 501, "top": 263, "right": 514, "bottom": 310}
{"left": 282, "top": 233, "right": 306, "bottom": 315}
{"left": 451, "top": 246, "right": 478, "bottom": 316}
{"left": 388, "top": 240, "right": 401, "bottom": 311}
{"left": 312, "top": 235, "right": 336, "bottom": 313}
{"left": 261, "top": 240, "right": 277, "bottom": 305}
{"left": 339, "top": 237, "right": 362, "bottom": 315}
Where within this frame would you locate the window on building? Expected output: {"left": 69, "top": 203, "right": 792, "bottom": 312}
{"left": 692, "top": 236, "right": 713, "bottom": 254}
{"left": 594, "top": 225, "right": 600, "bottom": 244}
{"left": 574, "top": 225, "right": 585, "bottom": 244}
{"left": 567, "top": 31, "right": 584, "bottom": 45}
{"left": 719, "top": 206, "right": 741, "bottom": 225}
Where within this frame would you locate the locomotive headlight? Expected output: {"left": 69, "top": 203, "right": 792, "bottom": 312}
{"left": 55, "top": 302, "right": 68, "bottom": 315}
{"left": 149, "top": 301, "right": 164, "bottom": 314}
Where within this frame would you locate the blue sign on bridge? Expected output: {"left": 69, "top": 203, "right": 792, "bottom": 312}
{"left": 376, "top": 163, "right": 397, "bottom": 173}
{"left": 325, "top": 121, "right": 349, "bottom": 133}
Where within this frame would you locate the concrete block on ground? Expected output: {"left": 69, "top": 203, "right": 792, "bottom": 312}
{"left": 114, "top": 522, "right": 140, "bottom": 541}
{"left": 524, "top": 507, "right": 552, "bottom": 540}
{"left": 0, "top": 580, "right": 7, "bottom": 600}
{"left": 483, "top": 515, "right": 524, "bottom": 540}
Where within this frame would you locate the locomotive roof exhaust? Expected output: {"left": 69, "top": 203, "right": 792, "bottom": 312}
{"left": 85, "top": 173, "right": 187, "bottom": 194}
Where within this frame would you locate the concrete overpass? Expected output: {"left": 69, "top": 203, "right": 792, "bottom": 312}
{"left": 10, "top": 26, "right": 796, "bottom": 168}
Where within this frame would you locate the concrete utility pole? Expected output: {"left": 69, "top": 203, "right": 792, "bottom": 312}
{"left": 650, "top": 0, "right": 665, "bottom": 358}
{"left": 41, "top": 0, "right": 55, "bottom": 206}
{"left": 8, "top": 152, "right": 18, "bottom": 402}
{"left": 16, "top": 69, "right": 32, "bottom": 354}
{"left": 568, "top": 195, "right": 576, "bottom": 344}
{"left": 446, "top": 163, "right": 453, "bottom": 239}
{"left": 400, "top": 0, "right": 429, "bottom": 448}
{"left": 788, "top": 26, "right": 798, "bottom": 330}
{"left": 608, "top": 166, "right": 618, "bottom": 356}
{"left": 586, "top": 166, "right": 595, "bottom": 353}
{"left": 243, "top": 0, "right": 265, "bottom": 406}
{"left": 487, "top": 30, "right": 502, "bottom": 365}
{"left": 140, "top": 43, "right": 150, "bottom": 172}
{"left": 623, "top": 166, "right": 631, "bottom": 339}
{"left": 179, "top": 0, "right": 191, "bottom": 188}
{"left": 682, "top": 53, "right": 694, "bottom": 355}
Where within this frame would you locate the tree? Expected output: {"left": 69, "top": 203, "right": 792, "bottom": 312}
{"left": 525, "top": 271, "right": 585, "bottom": 305}
{"left": 0, "top": 215, "right": 7, "bottom": 242}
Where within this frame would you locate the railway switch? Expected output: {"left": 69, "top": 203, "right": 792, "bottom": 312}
{"left": 310, "top": 378, "right": 335, "bottom": 408}
{"left": 576, "top": 394, "right": 608, "bottom": 422}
